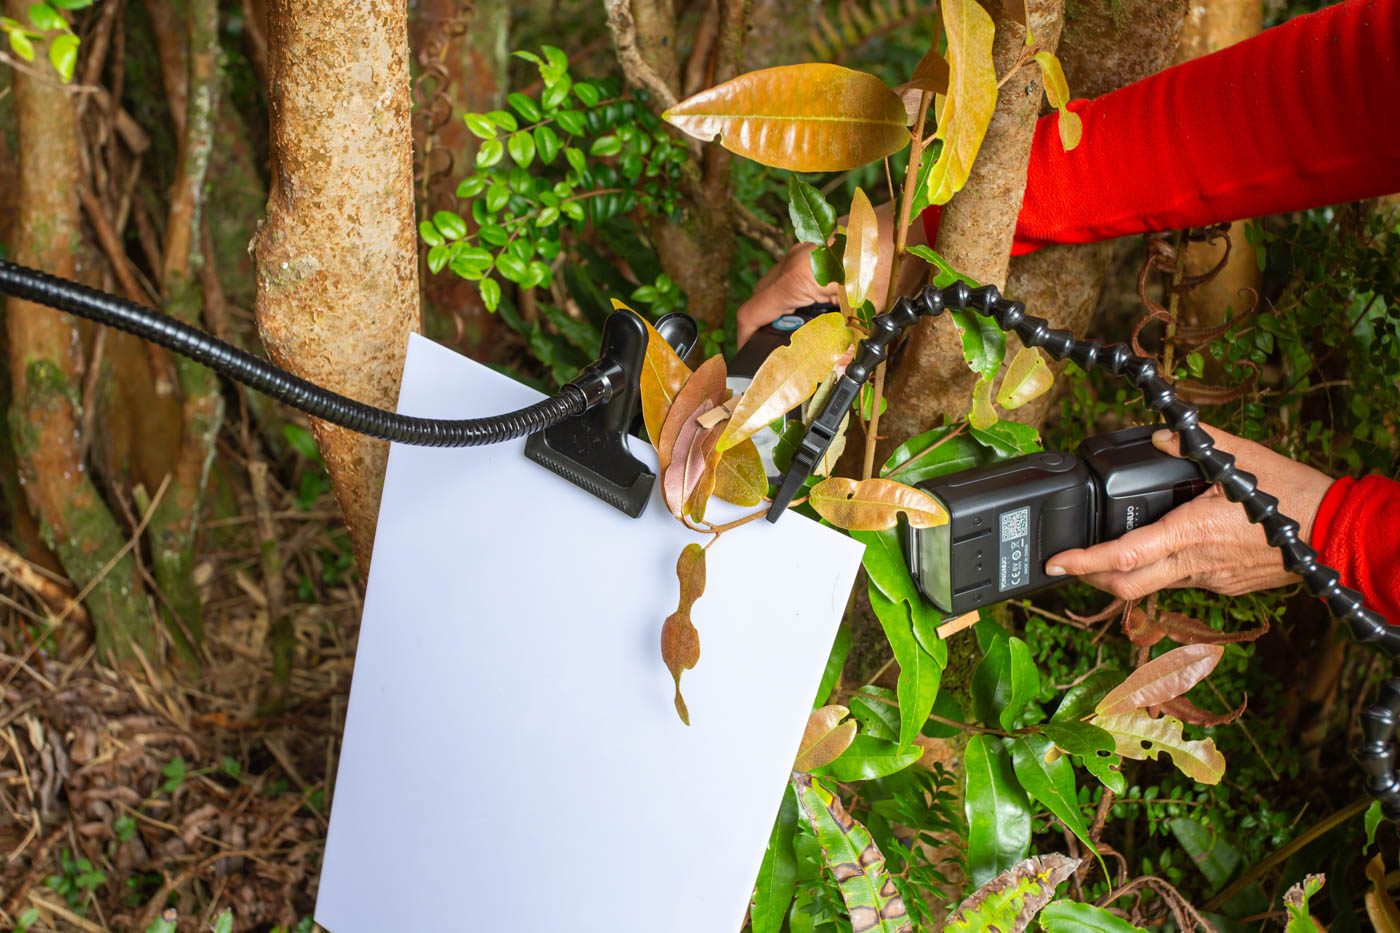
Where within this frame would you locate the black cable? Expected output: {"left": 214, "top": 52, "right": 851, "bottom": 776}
{"left": 0, "top": 259, "right": 592, "bottom": 446}
{"left": 773, "top": 279, "right": 1400, "bottom": 818}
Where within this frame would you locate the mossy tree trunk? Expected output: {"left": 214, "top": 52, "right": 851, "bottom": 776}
{"left": 5, "top": 0, "right": 154, "bottom": 663}
{"left": 253, "top": 0, "right": 422, "bottom": 574}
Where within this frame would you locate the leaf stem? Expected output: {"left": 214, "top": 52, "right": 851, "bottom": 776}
{"left": 883, "top": 422, "right": 968, "bottom": 479}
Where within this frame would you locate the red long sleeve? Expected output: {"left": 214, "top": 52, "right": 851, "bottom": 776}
{"left": 921, "top": 0, "right": 1400, "bottom": 254}
{"left": 1311, "top": 477, "right": 1400, "bottom": 625}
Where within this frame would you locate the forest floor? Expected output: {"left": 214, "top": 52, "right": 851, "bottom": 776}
{"left": 1, "top": 472, "right": 356, "bottom": 932}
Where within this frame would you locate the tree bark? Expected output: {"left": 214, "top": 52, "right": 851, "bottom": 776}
{"left": 1174, "top": 0, "right": 1261, "bottom": 339}
{"left": 881, "top": 0, "right": 1064, "bottom": 450}
{"left": 253, "top": 0, "right": 422, "bottom": 574}
{"left": 5, "top": 0, "right": 154, "bottom": 663}
{"left": 410, "top": 0, "right": 508, "bottom": 359}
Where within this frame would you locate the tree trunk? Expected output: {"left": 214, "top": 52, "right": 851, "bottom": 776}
{"left": 253, "top": 0, "right": 422, "bottom": 574}
{"left": 141, "top": 0, "right": 225, "bottom": 654}
{"left": 5, "top": 0, "right": 154, "bottom": 663}
{"left": 1174, "top": 0, "right": 1261, "bottom": 339}
{"left": 410, "top": 0, "right": 508, "bottom": 359}
{"left": 881, "top": 0, "right": 1065, "bottom": 450}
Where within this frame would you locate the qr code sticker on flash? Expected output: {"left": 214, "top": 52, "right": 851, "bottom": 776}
{"left": 1000, "top": 508, "right": 1029, "bottom": 541}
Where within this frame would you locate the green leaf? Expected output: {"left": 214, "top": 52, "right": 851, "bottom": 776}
{"left": 791, "top": 774, "right": 913, "bottom": 933}
{"left": 854, "top": 529, "right": 946, "bottom": 668}
{"left": 212, "top": 910, "right": 234, "bottom": 933}
{"left": 817, "top": 734, "right": 922, "bottom": 782}
{"left": 27, "top": 2, "right": 63, "bottom": 31}
{"left": 476, "top": 138, "right": 505, "bottom": 168}
{"left": 1051, "top": 670, "right": 1123, "bottom": 722}
{"left": 485, "top": 182, "right": 510, "bottom": 213}
{"left": 479, "top": 277, "right": 502, "bottom": 312}
{"left": 48, "top": 30, "right": 77, "bottom": 82}
{"left": 963, "top": 735, "right": 1031, "bottom": 886}
{"left": 868, "top": 589, "right": 942, "bottom": 752}
{"left": 426, "top": 244, "right": 448, "bottom": 274}
{"left": 1284, "top": 875, "right": 1326, "bottom": 933}
{"left": 1040, "top": 901, "right": 1146, "bottom": 932}
{"left": 496, "top": 253, "right": 529, "bottom": 284}
{"left": 590, "top": 134, "right": 622, "bottom": 157}
{"left": 556, "top": 109, "right": 586, "bottom": 135}
{"left": 8, "top": 28, "right": 35, "bottom": 61}
{"left": 47, "top": 0, "right": 92, "bottom": 8}
{"left": 456, "top": 175, "right": 488, "bottom": 198}
{"left": 971, "top": 636, "right": 1039, "bottom": 731}
{"left": 564, "top": 146, "right": 587, "bottom": 175}
{"left": 751, "top": 789, "right": 799, "bottom": 933}
{"left": 813, "top": 624, "right": 851, "bottom": 708}
{"left": 508, "top": 130, "right": 536, "bottom": 167}
{"left": 1169, "top": 817, "right": 1241, "bottom": 892}
{"left": 946, "top": 854, "right": 1079, "bottom": 930}
{"left": 969, "top": 420, "right": 1042, "bottom": 459}
{"left": 809, "top": 244, "right": 842, "bottom": 286}
{"left": 488, "top": 109, "right": 518, "bottom": 131}
{"left": 143, "top": 912, "right": 178, "bottom": 933}
{"left": 573, "top": 81, "right": 601, "bottom": 107}
{"left": 534, "top": 124, "right": 562, "bottom": 164}
{"left": 880, "top": 424, "right": 986, "bottom": 485}
{"left": 432, "top": 210, "right": 468, "bottom": 241}
{"left": 1010, "top": 734, "right": 1095, "bottom": 856}
{"left": 507, "top": 91, "right": 542, "bottom": 122}
{"left": 848, "top": 686, "right": 900, "bottom": 742}
{"left": 1366, "top": 800, "right": 1384, "bottom": 849}
{"left": 463, "top": 113, "right": 496, "bottom": 139}
{"left": 1041, "top": 720, "right": 1124, "bottom": 794}
{"left": 418, "top": 220, "right": 445, "bottom": 248}
{"left": 788, "top": 176, "right": 837, "bottom": 245}
{"left": 948, "top": 307, "right": 1006, "bottom": 382}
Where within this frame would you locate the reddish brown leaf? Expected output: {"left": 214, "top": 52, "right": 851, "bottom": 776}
{"left": 808, "top": 477, "right": 948, "bottom": 531}
{"left": 663, "top": 400, "right": 716, "bottom": 519}
{"left": 897, "top": 39, "right": 949, "bottom": 124}
{"left": 794, "top": 705, "right": 858, "bottom": 772}
{"left": 1125, "top": 607, "right": 1269, "bottom": 648}
{"left": 684, "top": 423, "right": 723, "bottom": 522}
{"left": 658, "top": 355, "right": 727, "bottom": 476}
{"left": 1094, "top": 644, "right": 1224, "bottom": 717}
{"left": 1148, "top": 695, "right": 1247, "bottom": 728}
{"left": 662, "top": 543, "right": 706, "bottom": 725}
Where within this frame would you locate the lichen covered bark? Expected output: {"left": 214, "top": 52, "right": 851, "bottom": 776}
{"left": 253, "top": 0, "right": 422, "bottom": 573}
{"left": 881, "top": 0, "right": 1065, "bottom": 450}
{"left": 5, "top": 0, "right": 154, "bottom": 662}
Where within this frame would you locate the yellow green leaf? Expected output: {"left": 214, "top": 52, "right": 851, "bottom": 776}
{"left": 718, "top": 312, "right": 854, "bottom": 452}
{"left": 661, "top": 543, "right": 706, "bottom": 725}
{"left": 809, "top": 477, "right": 948, "bottom": 532}
{"left": 625, "top": 298, "right": 693, "bottom": 446}
{"left": 1058, "top": 108, "right": 1083, "bottom": 151}
{"left": 843, "top": 188, "right": 879, "bottom": 310}
{"left": 995, "top": 347, "right": 1053, "bottom": 410}
{"left": 1034, "top": 51, "right": 1070, "bottom": 108}
{"left": 795, "top": 705, "right": 858, "bottom": 772}
{"left": 924, "top": 0, "right": 997, "bottom": 206}
{"left": 713, "top": 439, "right": 767, "bottom": 506}
{"left": 969, "top": 375, "right": 998, "bottom": 429}
{"left": 1092, "top": 710, "right": 1226, "bottom": 785}
{"left": 663, "top": 63, "right": 910, "bottom": 172}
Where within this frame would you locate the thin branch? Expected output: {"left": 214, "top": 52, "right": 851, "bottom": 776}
{"left": 602, "top": 0, "right": 678, "bottom": 111}
{"left": 732, "top": 200, "right": 787, "bottom": 261}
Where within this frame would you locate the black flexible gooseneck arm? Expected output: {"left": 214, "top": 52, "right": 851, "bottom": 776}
{"left": 769, "top": 279, "right": 1400, "bottom": 819}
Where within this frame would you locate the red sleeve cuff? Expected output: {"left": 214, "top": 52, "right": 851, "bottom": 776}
{"left": 1311, "top": 475, "right": 1400, "bottom": 625}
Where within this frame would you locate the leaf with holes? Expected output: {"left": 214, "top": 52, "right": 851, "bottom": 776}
{"left": 1092, "top": 710, "right": 1226, "bottom": 784}
{"left": 664, "top": 64, "right": 911, "bottom": 172}
{"left": 924, "top": 0, "right": 998, "bottom": 205}
{"left": 844, "top": 188, "right": 880, "bottom": 310}
{"left": 996, "top": 347, "right": 1053, "bottom": 410}
{"left": 1042, "top": 720, "right": 1124, "bottom": 795}
{"left": 795, "top": 705, "right": 858, "bottom": 772}
{"left": 719, "top": 313, "right": 854, "bottom": 452}
{"left": 1284, "top": 874, "right": 1325, "bottom": 933}
{"left": 945, "top": 854, "right": 1079, "bottom": 931}
{"left": 810, "top": 477, "right": 948, "bottom": 532}
{"left": 1095, "top": 644, "right": 1223, "bottom": 716}
{"left": 661, "top": 544, "right": 705, "bottom": 724}
{"left": 791, "top": 773, "right": 913, "bottom": 933}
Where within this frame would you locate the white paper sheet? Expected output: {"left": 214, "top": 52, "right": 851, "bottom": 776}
{"left": 315, "top": 335, "right": 864, "bottom": 933}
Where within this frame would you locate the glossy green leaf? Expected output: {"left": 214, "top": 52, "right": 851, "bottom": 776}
{"left": 8, "top": 28, "right": 35, "bottom": 62}
{"left": 809, "top": 244, "right": 842, "bottom": 286}
{"left": 463, "top": 113, "right": 496, "bottom": 139}
{"left": 507, "top": 91, "right": 542, "bottom": 121}
{"left": 855, "top": 529, "right": 947, "bottom": 669}
{"left": 488, "top": 109, "right": 518, "bottom": 131}
{"left": 534, "top": 124, "right": 561, "bottom": 163}
{"left": 972, "top": 636, "right": 1039, "bottom": 731}
{"left": 818, "top": 734, "right": 922, "bottom": 782}
{"left": 48, "top": 30, "right": 77, "bottom": 82}
{"left": 880, "top": 424, "right": 986, "bottom": 485}
{"left": 813, "top": 624, "right": 852, "bottom": 708}
{"left": 868, "top": 588, "right": 942, "bottom": 752}
{"left": 27, "top": 2, "right": 63, "bottom": 31}
{"left": 1051, "top": 670, "right": 1123, "bottom": 722}
{"left": 1010, "top": 734, "right": 1095, "bottom": 856}
{"left": 1041, "top": 720, "right": 1124, "bottom": 794}
{"left": 590, "top": 135, "right": 622, "bottom": 157}
{"left": 479, "top": 277, "right": 502, "bottom": 312}
{"left": 476, "top": 138, "right": 505, "bottom": 168}
{"left": 1040, "top": 901, "right": 1146, "bottom": 932}
{"left": 946, "top": 854, "right": 1079, "bottom": 930}
{"left": 849, "top": 686, "right": 900, "bottom": 742}
{"left": 789, "top": 176, "right": 837, "bottom": 245}
{"left": 752, "top": 789, "right": 799, "bottom": 933}
{"left": 433, "top": 210, "right": 467, "bottom": 241}
{"left": 970, "top": 420, "right": 1042, "bottom": 459}
{"left": 508, "top": 131, "right": 536, "bottom": 167}
{"left": 418, "top": 220, "right": 445, "bottom": 248}
{"left": 1168, "top": 817, "right": 1241, "bottom": 892}
{"left": 963, "top": 735, "right": 1031, "bottom": 886}
{"left": 791, "top": 774, "right": 914, "bottom": 933}
{"left": 949, "top": 309, "right": 1006, "bottom": 382}
{"left": 426, "top": 244, "right": 448, "bottom": 274}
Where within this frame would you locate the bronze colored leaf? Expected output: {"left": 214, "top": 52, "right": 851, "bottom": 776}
{"left": 713, "top": 439, "right": 767, "bottom": 507}
{"left": 1366, "top": 853, "right": 1400, "bottom": 932}
{"left": 631, "top": 301, "right": 693, "bottom": 445}
{"left": 795, "top": 705, "right": 858, "bottom": 772}
{"left": 808, "top": 477, "right": 948, "bottom": 532}
{"left": 995, "top": 347, "right": 1053, "bottom": 411}
{"left": 1124, "top": 607, "right": 1269, "bottom": 648}
{"left": 662, "top": 543, "right": 706, "bottom": 725}
{"left": 897, "top": 42, "right": 950, "bottom": 124}
{"left": 662, "top": 64, "right": 911, "bottom": 172}
{"left": 1095, "top": 644, "right": 1224, "bottom": 717}
{"left": 1093, "top": 710, "right": 1226, "bottom": 785}
{"left": 664, "top": 400, "right": 717, "bottom": 519}
{"left": 685, "top": 423, "right": 724, "bottom": 522}
{"left": 718, "top": 313, "right": 854, "bottom": 452}
{"left": 657, "top": 354, "right": 727, "bottom": 475}
{"left": 1149, "top": 694, "right": 1247, "bottom": 728}
{"left": 924, "top": 0, "right": 998, "bottom": 206}
{"left": 843, "top": 188, "right": 880, "bottom": 310}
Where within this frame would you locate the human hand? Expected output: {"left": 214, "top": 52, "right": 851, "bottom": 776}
{"left": 1045, "top": 425, "right": 1336, "bottom": 600}
{"left": 735, "top": 243, "right": 839, "bottom": 347}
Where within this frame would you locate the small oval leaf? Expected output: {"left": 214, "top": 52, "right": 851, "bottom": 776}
{"left": 995, "top": 347, "right": 1053, "bottom": 410}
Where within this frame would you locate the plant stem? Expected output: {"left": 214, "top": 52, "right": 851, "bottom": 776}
{"left": 883, "top": 422, "right": 968, "bottom": 480}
